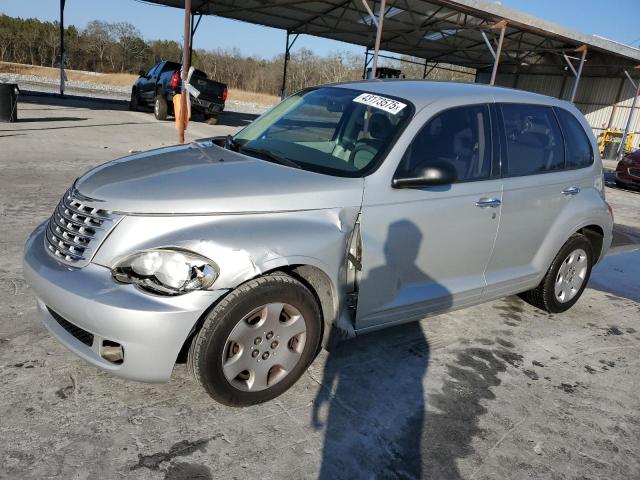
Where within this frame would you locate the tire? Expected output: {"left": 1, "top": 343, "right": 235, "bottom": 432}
{"left": 615, "top": 180, "right": 626, "bottom": 189}
{"left": 154, "top": 94, "right": 168, "bottom": 120}
{"left": 519, "top": 233, "right": 593, "bottom": 313}
{"left": 129, "top": 89, "right": 139, "bottom": 111}
{"left": 188, "top": 274, "right": 322, "bottom": 407}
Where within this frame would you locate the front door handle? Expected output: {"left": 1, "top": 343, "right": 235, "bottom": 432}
{"left": 562, "top": 186, "right": 581, "bottom": 196}
{"left": 475, "top": 198, "right": 502, "bottom": 208}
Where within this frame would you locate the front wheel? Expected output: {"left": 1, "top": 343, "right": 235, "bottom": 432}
{"left": 519, "top": 233, "right": 593, "bottom": 313}
{"left": 154, "top": 94, "right": 168, "bottom": 120}
{"left": 204, "top": 113, "right": 218, "bottom": 125}
{"left": 188, "top": 274, "right": 322, "bottom": 406}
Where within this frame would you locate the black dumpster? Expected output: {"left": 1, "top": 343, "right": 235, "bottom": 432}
{"left": 0, "top": 83, "right": 18, "bottom": 122}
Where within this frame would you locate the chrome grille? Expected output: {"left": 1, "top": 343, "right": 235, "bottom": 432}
{"left": 44, "top": 190, "right": 121, "bottom": 267}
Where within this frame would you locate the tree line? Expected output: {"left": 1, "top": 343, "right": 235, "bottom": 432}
{"left": 0, "top": 15, "right": 473, "bottom": 96}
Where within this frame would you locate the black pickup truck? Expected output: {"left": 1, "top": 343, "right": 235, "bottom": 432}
{"left": 129, "top": 61, "right": 227, "bottom": 124}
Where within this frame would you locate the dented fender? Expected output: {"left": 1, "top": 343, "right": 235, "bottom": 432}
{"left": 92, "top": 207, "right": 361, "bottom": 334}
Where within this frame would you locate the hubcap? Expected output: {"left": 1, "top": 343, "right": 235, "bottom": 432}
{"left": 154, "top": 100, "right": 159, "bottom": 115}
{"left": 554, "top": 248, "right": 588, "bottom": 303}
{"left": 222, "top": 303, "right": 307, "bottom": 392}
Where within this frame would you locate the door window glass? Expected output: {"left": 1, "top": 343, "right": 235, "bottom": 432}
{"left": 146, "top": 64, "right": 159, "bottom": 77}
{"left": 501, "top": 104, "right": 564, "bottom": 176}
{"left": 555, "top": 108, "right": 594, "bottom": 168}
{"left": 398, "top": 104, "right": 492, "bottom": 182}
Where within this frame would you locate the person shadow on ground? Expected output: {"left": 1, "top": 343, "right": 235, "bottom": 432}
{"left": 311, "top": 220, "right": 453, "bottom": 479}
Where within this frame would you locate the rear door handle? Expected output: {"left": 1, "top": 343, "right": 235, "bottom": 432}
{"left": 475, "top": 198, "right": 502, "bottom": 208}
{"left": 562, "top": 186, "right": 581, "bottom": 196}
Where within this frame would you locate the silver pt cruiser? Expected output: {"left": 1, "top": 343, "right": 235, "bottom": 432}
{"left": 24, "top": 81, "right": 613, "bottom": 406}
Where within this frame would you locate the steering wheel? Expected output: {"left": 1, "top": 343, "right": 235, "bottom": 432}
{"left": 348, "top": 142, "right": 379, "bottom": 169}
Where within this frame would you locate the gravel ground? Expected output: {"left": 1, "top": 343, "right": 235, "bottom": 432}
{"left": 0, "top": 94, "right": 639, "bottom": 480}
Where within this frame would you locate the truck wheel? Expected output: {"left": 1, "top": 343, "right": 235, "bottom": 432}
{"left": 188, "top": 274, "right": 322, "bottom": 406}
{"left": 154, "top": 94, "right": 168, "bottom": 121}
{"left": 519, "top": 233, "right": 593, "bottom": 313}
{"left": 205, "top": 114, "right": 218, "bottom": 125}
{"left": 129, "top": 89, "right": 139, "bottom": 111}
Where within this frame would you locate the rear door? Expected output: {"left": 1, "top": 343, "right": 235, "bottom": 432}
{"left": 484, "top": 103, "right": 584, "bottom": 296}
{"left": 356, "top": 103, "right": 502, "bottom": 330}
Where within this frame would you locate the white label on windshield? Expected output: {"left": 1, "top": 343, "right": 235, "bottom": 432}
{"left": 353, "top": 93, "right": 407, "bottom": 115}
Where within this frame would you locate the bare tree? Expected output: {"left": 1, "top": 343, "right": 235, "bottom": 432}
{"left": 85, "top": 20, "right": 114, "bottom": 71}
{"left": 110, "top": 22, "right": 144, "bottom": 72}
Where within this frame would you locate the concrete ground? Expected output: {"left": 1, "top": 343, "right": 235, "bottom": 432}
{"left": 1, "top": 95, "right": 639, "bottom": 480}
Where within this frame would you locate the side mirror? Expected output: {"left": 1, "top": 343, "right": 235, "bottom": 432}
{"left": 138, "top": 69, "right": 146, "bottom": 77}
{"left": 392, "top": 163, "right": 457, "bottom": 188}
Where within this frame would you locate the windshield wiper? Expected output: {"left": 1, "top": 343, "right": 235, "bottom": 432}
{"left": 238, "top": 145, "right": 301, "bottom": 169}
{"left": 224, "top": 134, "right": 240, "bottom": 151}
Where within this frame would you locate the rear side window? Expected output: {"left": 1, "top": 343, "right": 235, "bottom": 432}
{"left": 162, "top": 61, "right": 181, "bottom": 73}
{"left": 398, "top": 104, "right": 492, "bottom": 182}
{"left": 555, "top": 108, "right": 594, "bottom": 169}
{"left": 501, "top": 104, "right": 564, "bottom": 176}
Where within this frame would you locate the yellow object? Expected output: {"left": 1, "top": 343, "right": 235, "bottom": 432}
{"left": 597, "top": 128, "right": 634, "bottom": 155}
{"left": 173, "top": 93, "right": 189, "bottom": 130}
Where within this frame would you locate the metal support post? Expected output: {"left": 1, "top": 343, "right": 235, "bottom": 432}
{"left": 617, "top": 68, "right": 640, "bottom": 160}
{"left": 178, "top": 0, "right": 191, "bottom": 144}
{"left": 189, "top": 12, "right": 202, "bottom": 66}
{"left": 481, "top": 20, "right": 507, "bottom": 86}
{"left": 59, "top": 0, "right": 66, "bottom": 97}
{"left": 371, "top": 0, "right": 387, "bottom": 79}
{"left": 362, "top": 48, "right": 370, "bottom": 79}
{"left": 563, "top": 45, "right": 587, "bottom": 103}
{"left": 280, "top": 31, "right": 299, "bottom": 99}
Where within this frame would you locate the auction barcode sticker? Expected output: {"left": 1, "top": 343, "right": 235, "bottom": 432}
{"left": 353, "top": 93, "right": 407, "bottom": 115}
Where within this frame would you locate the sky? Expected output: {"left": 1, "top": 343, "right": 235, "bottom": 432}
{"left": 1, "top": 0, "right": 639, "bottom": 59}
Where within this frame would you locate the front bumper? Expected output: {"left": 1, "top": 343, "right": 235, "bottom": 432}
{"left": 23, "top": 223, "right": 225, "bottom": 382}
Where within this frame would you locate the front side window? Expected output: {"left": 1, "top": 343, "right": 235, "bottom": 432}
{"left": 501, "top": 104, "right": 564, "bottom": 176}
{"left": 146, "top": 64, "right": 159, "bottom": 77}
{"left": 397, "top": 104, "right": 492, "bottom": 182}
{"left": 555, "top": 108, "right": 594, "bottom": 169}
{"left": 233, "top": 87, "right": 412, "bottom": 176}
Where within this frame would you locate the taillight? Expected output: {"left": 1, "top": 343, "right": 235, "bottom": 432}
{"left": 169, "top": 71, "right": 179, "bottom": 89}
{"left": 222, "top": 86, "right": 228, "bottom": 102}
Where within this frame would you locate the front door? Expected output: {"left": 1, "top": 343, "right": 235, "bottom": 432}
{"left": 139, "top": 63, "right": 160, "bottom": 103}
{"left": 355, "top": 103, "right": 502, "bottom": 331}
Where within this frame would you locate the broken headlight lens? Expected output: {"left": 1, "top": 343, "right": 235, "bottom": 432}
{"left": 111, "top": 249, "right": 219, "bottom": 295}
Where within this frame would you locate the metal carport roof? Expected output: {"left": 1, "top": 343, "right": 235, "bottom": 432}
{"left": 139, "top": 0, "right": 640, "bottom": 77}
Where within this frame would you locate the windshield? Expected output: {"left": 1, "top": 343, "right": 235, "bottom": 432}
{"left": 233, "top": 87, "right": 413, "bottom": 176}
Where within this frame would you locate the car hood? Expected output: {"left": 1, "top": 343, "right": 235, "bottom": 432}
{"left": 75, "top": 142, "right": 364, "bottom": 214}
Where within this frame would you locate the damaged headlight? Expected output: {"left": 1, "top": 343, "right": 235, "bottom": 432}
{"left": 112, "top": 248, "right": 219, "bottom": 295}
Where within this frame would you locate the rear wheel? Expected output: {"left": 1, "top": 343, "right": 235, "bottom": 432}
{"left": 129, "top": 89, "right": 139, "bottom": 111}
{"left": 188, "top": 274, "right": 322, "bottom": 406}
{"left": 519, "top": 233, "right": 593, "bottom": 313}
{"left": 154, "top": 94, "right": 168, "bottom": 120}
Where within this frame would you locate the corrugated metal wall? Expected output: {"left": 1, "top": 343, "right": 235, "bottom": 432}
{"left": 476, "top": 72, "right": 640, "bottom": 153}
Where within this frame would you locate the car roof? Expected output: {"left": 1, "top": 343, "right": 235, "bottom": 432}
{"left": 333, "top": 79, "right": 566, "bottom": 110}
